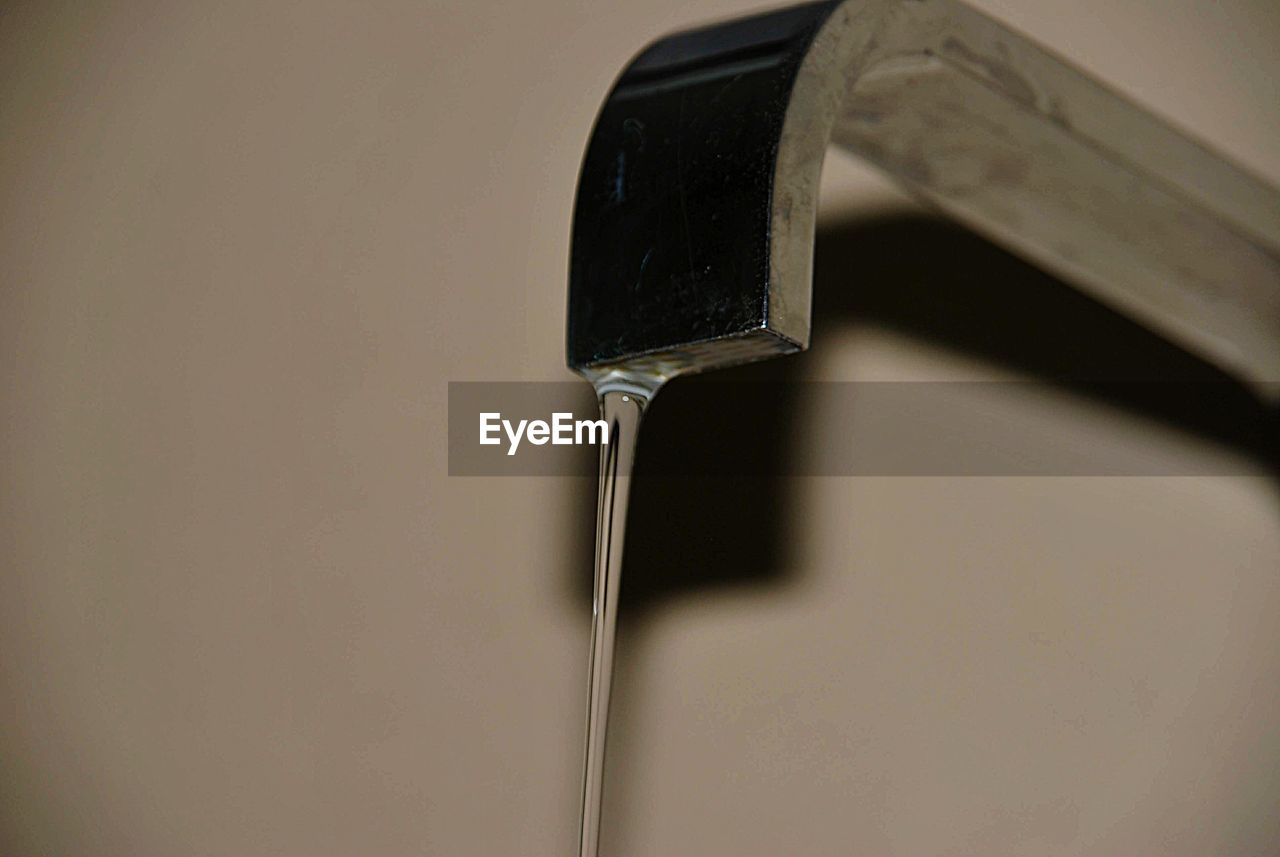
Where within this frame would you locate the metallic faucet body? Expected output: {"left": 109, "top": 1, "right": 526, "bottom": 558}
{"left": 567, "top": 0, "right": 1280, "bottom": 398}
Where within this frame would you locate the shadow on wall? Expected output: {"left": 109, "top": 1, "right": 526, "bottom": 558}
{"left": 562, "top": 212, "right": 1279, "bottom": 613}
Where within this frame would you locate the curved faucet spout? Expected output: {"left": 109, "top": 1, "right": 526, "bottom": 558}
{"left": 567, "top": 0, "right": 1280, "bottom": 400}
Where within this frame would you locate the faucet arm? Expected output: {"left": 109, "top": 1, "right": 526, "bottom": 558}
{"left": 568, "top": 0, "right": 1280, "bottom": 399}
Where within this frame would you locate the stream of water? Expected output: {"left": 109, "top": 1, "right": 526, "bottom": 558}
{"left": 577, "top": 382, "right": 654, "bottom": 857}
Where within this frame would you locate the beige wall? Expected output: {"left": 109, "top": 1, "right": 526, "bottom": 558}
{"left": 2, "top": 1, "right": 1278, "bottom": 854}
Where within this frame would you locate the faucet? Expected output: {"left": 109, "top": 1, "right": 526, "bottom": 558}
{"left": 566, "top": 0, "right": 1280, "bottom": 398}
{"left": 566, "top": 4, "right": 1279, "bottom": 854}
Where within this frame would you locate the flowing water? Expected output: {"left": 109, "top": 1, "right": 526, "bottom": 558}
{"left": 577, "top": 382, "right": 656, "bottom": 857}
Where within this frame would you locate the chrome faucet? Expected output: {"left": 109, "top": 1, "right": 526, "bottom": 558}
{"left": 566, "top": 5, "right": 1279, "bottom": 855}
{"left": 567, "top": 0, "right": 1280, "bottom": 399}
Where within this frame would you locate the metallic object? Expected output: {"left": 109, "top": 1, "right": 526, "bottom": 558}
{"left": 566, "top": 0, "right": 1280, "bottom": 399}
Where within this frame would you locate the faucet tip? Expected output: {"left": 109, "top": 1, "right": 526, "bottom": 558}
{"left": 566, "top": 3, "right": 834, "bottom": 380}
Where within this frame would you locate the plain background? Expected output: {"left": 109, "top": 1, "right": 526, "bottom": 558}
{"left": 2, "top": 0, "right": 1279, "bottom": 854}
